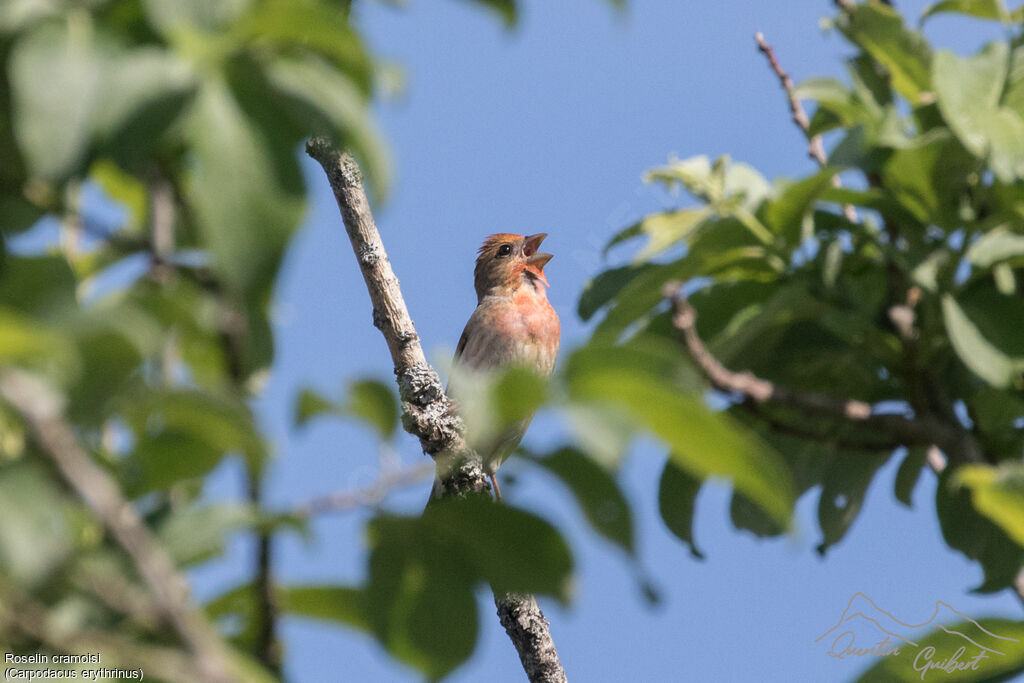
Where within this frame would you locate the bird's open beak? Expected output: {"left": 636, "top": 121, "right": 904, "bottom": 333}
{"left": 524, "top": 233, "right": 553, "bottom": 270}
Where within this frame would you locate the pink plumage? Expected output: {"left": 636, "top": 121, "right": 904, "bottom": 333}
{"left": 443, "top": 233, "right": 560, "bottom": 500}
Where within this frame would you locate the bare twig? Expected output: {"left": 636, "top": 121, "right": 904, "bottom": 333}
{"left": 755, "top": 32, "right": 858, "bottom": 223}
{"left": 736, "top": 400, "right": 904, "bottom": 452}
{"left": 295, "top": 462, "right": 435, "bottom": 516}
{"left": 0, "top": 370, "right": 238, "bottom": 683}
{"left": 305, "top": 138, "right": 567, "bottom": 682}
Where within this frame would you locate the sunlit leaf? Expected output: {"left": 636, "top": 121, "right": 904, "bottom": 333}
{"left": 837, "top": 3, "right": 932, "bottom": 103}
{"left": 955, "top": 462, "right": 1024, "bottom": 547}
{"left": 942, "top": 294, "right": 1023, "bottom": 388}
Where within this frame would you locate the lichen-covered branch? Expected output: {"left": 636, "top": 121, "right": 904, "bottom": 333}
{"left": 305, "top": 138, "right": 567, "bottom": 681}
{"left": 0, "top": 369, "right": 237, "bottom": 683}
{"left": 495, "top": 593, "right": 568, "bottom": 683}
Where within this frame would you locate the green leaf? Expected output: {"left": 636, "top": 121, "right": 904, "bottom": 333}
{"left": 837, "top": 3, "right": 932, "bottom": 103}
{"left": 894, "top": 448, "right": 927, "bottom": 507}
{"left": 461, "top": 0, "right": 516, "bottom": 27}
{"left": 921, "top": 0, "right": 1021, "bottom": 22}
{"left": 421, "top": 498, "right": 574, "bottom": 599}
{"left": 605, "top": 208, "right": 711, "bottom": 261}
{"left": 263, "top": 55, "right": 389, "bottom": 198}
{"left": 858, "top": 617, "right": 1024, "bottom": 682}
{"left": 9, "top": 20, "right": 103, "bottom": 179}
{"left": 817, "top": 450, "right": 892, "bottom": 555}
{"left": 955, "top": 462, "right": 1024, "bottom": 547}
{"left": 364, "top": 498, "right": 570, "bottom": 678}
{"left": 0, "top": 462, "right": 72, "bottom": 586}
{"left": 577, "top": 263, "right": 655, "bottom": 322}
{"left": 0, "top": 0, "right": 61, "bottom": 34}
{"left": 347, "top": 379, "right": 399, "bottom": 439}
{"left": 881, "top": 131, "right": 973, "bottom": 228}
{"left": 937, "top": 467, "right": 1024, "bottom": 592}
{"left": 122, "top": 388, "right": 266, "bottom": 480}
{"left": 967, "top": 228, "right": 1024, "bottom": 268}
{"left": 942, "top": 294, "right": 1024, "bottom": 388}
{"left": 0, "top": 307, "right": 77, "bottom": 376}
{"left": 157, "top": 503, "right": 255, "bottom": 566}
{"left": 566, "top": 345, "right": 794, "bottom": 526}
{"left": 280, "top": 585, "right": 368, "bottom": 631}
{"left": 142, "top": 0, "right": 253, "bottom": 36}
{"left": 933, "top": 42, "right": 1024, "bottom": 182}
{"left": 764, "top": 168, "right": 840, "bottom": 245}
{"left": 229, "top": 0, "right": 374, "bottom": 94}
{"left": 528, "top": 447, "right": 635, "bottom": 555}
{"left": 657, "top": 459, "right": 704, "bottom": 558}
{"left": 185, "top": 77, "right": 305, "bottom": 293}
{"left": 293, "top": 388, "right": 337, "bottom": 428}
{"left": 128, "top": 430, "right": 224, "bottom": 495}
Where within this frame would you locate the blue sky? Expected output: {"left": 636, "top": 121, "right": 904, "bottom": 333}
{"left": 190, "top": 1, "right": 1022, "bottom": 681}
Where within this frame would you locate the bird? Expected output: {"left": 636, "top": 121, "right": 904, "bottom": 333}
{"left": 438, "top": 233, "right": 560, "bottom": 502}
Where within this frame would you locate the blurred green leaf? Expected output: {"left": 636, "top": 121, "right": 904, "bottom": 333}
{"left": 577, "top": 263, "right": 655, "bottom": 322}
{"left": 933, "top": 43, "right": 1024, "bottom": 182}
{"left": 293, "top": 387, "right": 337, "bottom": 428}
{"left": 263, "top": 55, "right": 389, "bottom": 198}
{"left": 967, "top": 228, "right": 1024, "bottom": 268}
{"left": 942, "top": 294, "right": 1023, "bottom": 388}
{"left": 348, "top": 378, "right": 400, "bottom": 439}
{"left": 937, "top": 467, "right": 1024, "bottom": 592}
{"left": 9, "top": 20, "right": 103, "bottom": 179}
{"left": 817, "top": 450, "right": 891, "bottom": 554}
{"left": 894, "top": 448, "right": 927, "bottom": 507}
{"left": 565, "top": 344, "right": 794, "bottom": 526}
{"left": 657, "top": 459, "right": 704, "bottom": 559}
{"left": 461, "top": 0, "right": 516, "bottom": 27}
{"left": 0, "top": 462, "right": 72, "bottom": 586}
{"left": 605, "top": 208, "right": 711, "bottom": 261}
{"left": 142, "top": 0, "right": 253, "bottom": 36}
{"left": 955, "top": 462, "right": 1024, "bottom": 547}
{"left": 122, "top": 388, "right": 266, "bottom": 484}
{"left": 280, "top": 585, "right": 368, "bottom": 631}
{"left": 837, "top": 3, "right": 932, "bottom": 103}
{"left": 764, "top": 168, "right": 839, "bottom": 245}
{"left": 528, "top": 446, "right": 634, "bottom": 555}
{"left": 230, "top": 0, "right": 373, "bottom": 94}
{"left": 921, "top": 0, "right": 1022, "bottom": 22}
{"left": 858, "top": 617, "right": 1024, "bottom": 682}
{"left": 185, "top": 77, "right": 305, "bottom": 293}
{"left": 157, "top": 503, "right": 255, "bottom": 566}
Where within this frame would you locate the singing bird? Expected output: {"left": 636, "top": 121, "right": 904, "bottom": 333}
{"left": 440, "top": 233, "right": 560, "bottom": 501}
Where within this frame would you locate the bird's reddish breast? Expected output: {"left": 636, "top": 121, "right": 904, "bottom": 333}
{"left": 458, "top": 289, "right": 560, "bottom": 374}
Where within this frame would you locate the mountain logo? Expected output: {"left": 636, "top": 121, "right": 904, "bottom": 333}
{"left": 815, "top": 592, "right": 1019, "bottom": 678}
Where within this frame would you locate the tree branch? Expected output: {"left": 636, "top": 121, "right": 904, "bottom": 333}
{"left": 305, "top": 138, "right": 567, "bottom": 681}
{"left": 666, "top": 286, "right": 967, "bottom": 458}
{"left": 495, "top": 593, "right": 568, "bottom": 683}
{"left": 755, "top": 31, "right": 858, "bottom": 223}
{"left": 0, "top": 369, "right": 238, "bottom": 683}
{"left": 295, "top": 462, "right": 434, "bottom": 517}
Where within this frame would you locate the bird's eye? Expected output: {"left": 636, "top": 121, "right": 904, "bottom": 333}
{"left": 496, "top": 244, "right": 513, "bottom": 258}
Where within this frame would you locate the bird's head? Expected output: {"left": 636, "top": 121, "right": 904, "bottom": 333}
{"left": 473, "top": 233, "right": 553, "bottom": 301}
